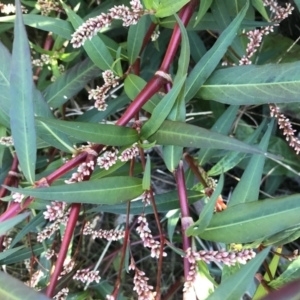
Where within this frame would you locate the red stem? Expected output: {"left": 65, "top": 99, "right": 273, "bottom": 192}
{"left": 46, "top": 203, "right": 81, "bottom": 297}
{"left": 160, "top": 0, "right": 198, "bottom": 72}
{"left": 175, "top": 161, "right": 191, "bottom": 280}
{"left": 140, "top": 22, "right": 157, "bottom": 53}
{"left": 117, "top": 76, "right": 165, "bottom": 125}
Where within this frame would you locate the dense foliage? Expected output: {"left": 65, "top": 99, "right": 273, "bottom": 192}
{"left": 0, "top": 0, "right": 300, "bottom": 299}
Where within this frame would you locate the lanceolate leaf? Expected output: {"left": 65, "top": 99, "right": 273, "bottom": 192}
{"left": 196, "top": 194, "right": 300, "bottom": 243}
{"left": 88, "top": 190, "right": 201, "bottom": 215}
{"left": 251, "top": 0, "right": 270, "bottom": 21}
{"left": 0, "top": 36, "right": 73, "bottom": 153}
{"left": 35, "top": 120, "right": 75, "bottom": 153}
{"left": 148, "top": 120, "right": 266, "bottom": 155}
{"left": 185, "top": 0, "right": 249, "bottom": 102}
{"left": 63, "top": 2, "right": 114, "bottom": 71}
{"left": 206, "top": 248, "right": 270, "bottom": 300}
{"left": 208, "top": 118, "right": 267, "bottom": 176}
{"left": 127, "top": 15, "right": 148, "bottom": 64}
{"left": 174, "top": 14, "right": 190, "bottom": 80}
{"left": 269, "top": 256, "right": 300, "bottom": 290}
{"left": 32, "top": 89, "right": 74, "bottom": 153}
{"left": 155, "top": 0, "right": 190, "bottom": 18}
{"left": 43, "top": 58, "right": 100, "bottom": 109}
{"left": 0, "top": 42, "right": 10, "bottom": 128}
{"left": 211, "top": 0, "right": 244, "bottom": 57}
{"left": 161, "top": 13, "right": 271, "bottom": 31}
{"left": 7, "top": 177, "right": 143, "bottom": 204}
{"left": 186, "top": 174, "right": 224, "bottom": 236}
{"left": 35, "top": 118, "right": 139, "bottom": 146}
{"left": 0, "top": 272, "right": 51, "bottom": 300}
{"left": 10, "top": 0, "right": 36, "bottom": 184}
{"left": 229, "top": 119, "right": 274, "bottom": 206}
{"left": 10, "top": 212, "right": 45, "bottom": 248}
{"left": 141, "top": 76, "right": 186, "bottom": 138}
{"left": 0, "top": 246, "right": 24, "bottom": 261}
{"left": 194, "top": 0, "right": 213, "bottom": 26}
{"left": 0, "top": 14, "right": 73, "bottom": 39}
{"left": 198, "top": 105, "right": 239, "bottom": 165}
{"left": 0, "top": 243, "right": 47, "bottom": 265}
{"left": 0, "top": 212, "right": 30, "bottom": 236}
{"left": 142, "top": 155, "right": 151, "bottom": 190}
{"left": 262, "top": 224, "right": 300, "bottom": 247}
{"left": 197, "top": 61, "right": 300, "bottom": 104}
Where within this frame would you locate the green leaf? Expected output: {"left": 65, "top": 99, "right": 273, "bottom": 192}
{"left": 10, "top": 212, "right": 45, "bottom": 248}
{"left": 7, "top": 177, "right": 143, "bottom": 205}
{"left": 163, "top": 145, "right": 183, "bottom": 172}
{"left": 197, "top": 61, "right": 300, "bottom": 104}
{"left": 113, "top": 46, "right": 124, "bottom": 77}
{"left": 0, "top": 243, "right": 46, "bottom": 265}
{"left": 43, "top": 58, "right": 100, "bottom": 109}
{"left": 197, "top": 194, "right": 300, "bottom": 243}
{"left": 35, "top": 118, "right": 138, "bottom": 146}
{"left": 206, "top": 248, "right": 270, "bottom": 300}
{"left": 10, "top": 0, "right": 36, "bottom": 184}
{"left": 35, "top": 119, "right": 75, "bottom": 153}
{"left": 0, "top": 212, "right": 30, "bottom": 236}
{"left": 141, "top": 76, "right": 186, "bottom": 139}
{"left": 161, "top": 25, "right": 186, "bottom": 168}
{"left": 88, "top": 190, "right": 201, "bottom": 215}
{"left": 63, "top": 2, "right": 114, "bottom": 71}
{"left": 211, "top": 0, "right": 245, "bottom": 57}
{"left": 194, "top": 0, "right": 213, "bottom": 26}
{"left": 148, "top": 120, "right": 266, "bottom": 155}
{"left": 167, "top": 209, "right": 180, "bottom": 242}
{"left": 229, "top": 119, "right": 274, "bottom": 206}
{"left": 0, "top": 14, "right": 73, "bottom": 39}
{"left": 186, "top": 174, "right": 224, "bottom": 236}
{"left": 208, "top": 118, "right": 267, "bottom": 176}
{"left": 0, "top": 246, "right": 24, "bottom": 261}
{"left": 143, "top": 0, "right": 155, "bottom": 10}
{"left": 97, "top": 33, "right": 128, "bottom": 60}
{"left": 127, "top": 15, "right": 148, "bottom": 64}
{"left": 0, "top": 271, "right": 51, "bottom": 299}
{"left": 142, "top": 155, "right": 151, "bottom": 190}
{"left": 124, "top": 74, "right": 161, "bottom": 113}
{"left": 198, "top": 105, "right": 239, "bottom": 165}
{"left": 0, "top": 125, "right": 6, "bottom": 167}
{"left": 188, "top": 31, "right": 206, "bottom": 62}
{"left": 269, "top": 256, "right": 300, "bottom": 290}
{"left": 262, "top": 224, "right": 300, "bottom": 247}
{"left": 0, "top": 42, "right": 11, "bottom": 128}
{"left": 185, "top": 0, "right": 249, "bottom": 102}
{"left": 161, "top": 13, "right": 270, "bottom": 31}
{"left": 174, "top": 14, "right": 190, "bottom": 80}
{"left": 251, "top": 0, "right": 270, "bottom": 21}
{"left": 155, "top": 0, "right": 190, "bottom": 18}
{"left": 29, "top": 87, "right": 73, "bottom": 153}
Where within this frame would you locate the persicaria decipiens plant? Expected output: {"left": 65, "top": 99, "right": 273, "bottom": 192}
{"left": 2, "top": 0, "right": 300, "bottom": 299}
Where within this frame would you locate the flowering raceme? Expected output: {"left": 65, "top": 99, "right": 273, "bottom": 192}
{"left": 71, "top": 0, "right": 154, "bottom": 48}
